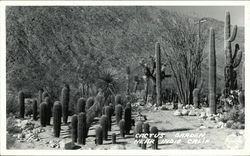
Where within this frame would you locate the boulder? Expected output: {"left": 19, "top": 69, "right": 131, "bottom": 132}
{"left": 173, "top": 110, "right": 181, "bottom": 116}
{"left": 181, "top": 109, "right": 189, "bottom": 116}
{"left": 59, "top": 140, "right": 75, "bottom": 150}
{"left": 188, "top": 110, "right": 196, "bottom": 116}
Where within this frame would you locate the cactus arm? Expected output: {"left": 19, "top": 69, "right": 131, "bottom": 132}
{"left": 228, "top": 25, "right": 237, "bottom": 42}
{"left": 232, "top": 44, "right": 240, "bottom": 60}
{"left": 233, "top": 49, "right": 242, "bottom": 68}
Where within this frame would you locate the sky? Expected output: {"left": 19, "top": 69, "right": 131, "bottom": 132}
{"left": 161, "top": 6, "right": 244, "bottom": 26}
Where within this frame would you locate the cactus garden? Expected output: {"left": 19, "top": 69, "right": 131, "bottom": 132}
{"left": 6, "top": 6, "right": 245, "bottom": 150}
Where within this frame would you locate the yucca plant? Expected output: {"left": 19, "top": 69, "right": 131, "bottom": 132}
{"left": 96, "top": 69, "right": 119, "bottom": 100}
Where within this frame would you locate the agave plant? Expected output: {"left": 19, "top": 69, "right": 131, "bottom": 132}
{"left": 96, "top": 68, "right": 119, "bottom": 99}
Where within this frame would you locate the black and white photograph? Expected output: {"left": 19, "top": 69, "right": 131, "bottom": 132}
{"left": 1, "top": 1, "right": 249, "bottom": 155}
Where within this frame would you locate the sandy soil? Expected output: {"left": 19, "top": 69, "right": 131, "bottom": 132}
{"left": 8, "top": 108, "right": 244, "bottom": 150}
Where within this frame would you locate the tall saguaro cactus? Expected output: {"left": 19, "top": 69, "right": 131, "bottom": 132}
{"left": 155, "top": 42, "right": 162, "bottom": 106}
{"left": 209, "top": 28, "right": 217, "bottom": 114}
{"left": 224, "top": 11, "right": 243, "bottom": 93}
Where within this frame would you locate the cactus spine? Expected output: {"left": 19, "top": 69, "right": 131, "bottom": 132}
{"left": 95, "top": 126, "right": 103, "bottom": 145}
{"left": 53, "top": 101, "right": 62, "bottom": 137}
{"left": 115, "top": 104, "right": 123, "bottom": 125}
{"left": 18, "top": 91, "right": 25, "bottom": 118}
{"left": 71, "top": 114, "right": 78, "bottom": 142}
{"left": 77, "top": 98, "right": 86, "bottom": 114}
{"left": 40, "top": 102, "right": 47, "bottom": 127}
{"left": 61, "top": 85, "right": 70, "bottom": 124}
{"left": 155, "top": 42, "right": 162, "bottom": 106}
{"left": 32, "top": 99, "right": 38, "bottom": 120}
{"left": 78, "top": 112, "right": 87, "bottom": 144}
{"left": 119, "top": 119, "right": 126, "bottom": 138}
{"left": 124, "top": 106, "right": 131, "bottom": 134}
{"left": 151, "top": 126, "right": 158, "bottom": 149}
{"left": 224, "top": 11, "right": 243, "bottom": 92}
{"left": 209, "top": 28, "right": 217, "bottom": 114}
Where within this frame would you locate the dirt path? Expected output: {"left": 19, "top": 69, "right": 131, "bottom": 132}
{"left": 9, "top": 109, "right": 244, "bottom": 150}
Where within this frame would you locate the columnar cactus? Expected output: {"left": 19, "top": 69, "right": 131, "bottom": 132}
{"left": 71, "top": 114, "right": 78, "bottom": 142}
{"left": 239, "top": 90, "right": 244, "bottom": 108}
{"left": 77, "top": 98, "right": 86, "bottom": 114}
{"left": 155, "top": 42, "right": 162, "bottom": 106}
{"left": 115, "top": 104, "right": 123, "bottom": 125}
{"left": 38, "top": 89, "right": 43, "bottom": 104}
{"left": 86, "top": 97, "right": 94, "bottom": 110}
{"left": 126, "top": 66, "right": 131, "bottom": 95}
{"left": 44, "top": 96, "right": 52, "bottom": 125}
{"left": 151, "top": 126, "right": 158, "bottom": 149}
{"left": 95, "top": 126, "right": 103, "bottom": 145}
{"left": 124, "top": 106, "right": 131, "bottom": 134}
{"left": 119, "top": 119, "right": 126, "bottom": 138}
{"left": 100, "top": 115, "right": 108, "bottom": 140}
{"left": 53, "top": 101, "right": 62, "bottom": 137}
{"left": 224, "top": 11, "right": 243, "bottom": 92}
{"left": 135, "top": 121, "right": 143, "bottom": 147}
{"left": 209, "top": 28, "right": 217, "bottom": 114}
{"left": 143, "top": 123, "right": 150, "bottom": 136}
{"left": 133, "top": 76, "right": 140, "bottom": 93}
{"left": 78, "top": 112, "right": 87, "bottom": 144}
{"left": 32, "top": 99, "right": 38, "bottom": 120}
{"left": 61, "top": 85, "right": 70, "bottom": 124}
{"left": 115, "top": 94, "right": 122, "bottom": 105}
{"left": 40, "top": 102, "right": 47, "bottom": 127}
{"left": 193, "top": 88, "right": 200, "bottom": 108}
{"left": 112, "top": 133, "right": 116, "bottom": 144}
{"left": 18, "top": 91, "right": 25, "bottom": 118}
{"left": 105, "top": 106, "right": 112, "bottom": 131}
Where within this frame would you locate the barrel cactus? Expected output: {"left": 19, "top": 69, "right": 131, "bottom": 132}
{"left": 40, "top": 102, "right": 47, "bottom": 127}
{"left": 44, "top": 96, "right": 53, "bottom": 125}
{"left": 61, "top": 85, "right": 70, "bottom": 124}
{"left": 18, "top": 91, "right": 25, "bottom": 118}
{"left": 32, "top": 99, "right": 38, "bottom": 121}
{"left": 71, "top": 114, "right": 78, "bottom": 142}
{"left": 95, "top": 126, "right": 103, "bottom": 145}
{"left": 124, "top": 106, "right": 131, "bottom": 134}
{"left": 119, "top": 119, "right": 126, "bottom": 138}
{"left": 77, "top": 98, "right": 86, "bottom": 114}
{"left": 115, "top": 104, "right": 123, "bottom": 125}
{"left": 53, "top": 101, "right": 62, "bottom": 137}
{"left": 78, "top": 112, "right": 87, "bottom": 144}
{"left": 38, "top": 89, "right": 43, "bottom": 104}
{"left": 135, "top": 121, "right": 143, "bottom": 147}
{"left": 42, "top": 91, "right": 49, "bottom": 101}
{"left": 86, "top": 97, "right": 94, "bottom": 110}
{"left": 151, "top": 126, "right": 158, "bottom": 149}
{"left": 105, "top": 106, "right": 112, "bottom": 131}
{"left": 112, "top": 133, "right": 116, "bottom": 144}
{"left": 100, "top": 115, "right": 108, "bottom": 140}
{"left": 115, "top": 94, "right": 122, "bottom": 105}
{"left": 143, "top": 123, "right": 150, "bottom": 136}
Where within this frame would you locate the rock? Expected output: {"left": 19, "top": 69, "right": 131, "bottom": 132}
{"left": 208, "top": 116, "right": 215, "bottom": 120}
{"left": 200, "top": 112, "right": 207, "bottom": 119}
{"left": 59, "top": 140, "right": 75, "bottom": 149}
{"left": 181, "top": 109, "right": 189, "bottom": 116}
{"left": 110, "top": 145, "right": 126, "bottom": 150}
{"left": 215, "top": 117, "right": 220, "bottom": 122}
{"left": 226, "top": 120, "right": 234, "bottom": 128}
{"left": 173, "top": 110, "right": 181, "bottom": 116}
{"left": 178, "top": 103, "right": 183, "bottom": 110}
{"left": 224, "top": 133, "right": 244, "bottom": 149}
{"left": 188, "top": 110, "right": 196, "bottom": 116}
{"left": 161, "top": 106, "right": 168, "bottom": 110}
{"left": 199, "top": 125, "right": 206, "bottom": 129}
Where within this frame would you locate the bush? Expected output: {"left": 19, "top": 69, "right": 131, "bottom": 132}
{"left": 6, "top": 94, "right": 18, "bottom": 115}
